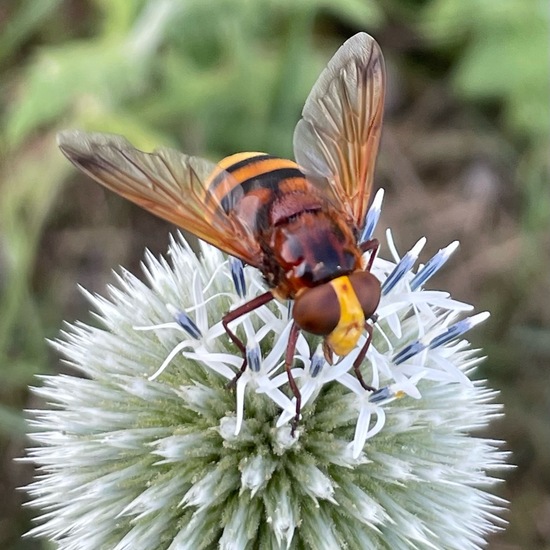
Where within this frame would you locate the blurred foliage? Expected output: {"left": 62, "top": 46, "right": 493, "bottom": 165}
{"left": 0, "top": 0, "right": 548, "bottom": 548}
{"left": 424, "top": 0, "right": 549, "bottom": 142}
{"left": 423, "top": 0, "right": 550, "bottom": 249}
{"left": 3, "top": 0, "right": 383, "bottom": 154}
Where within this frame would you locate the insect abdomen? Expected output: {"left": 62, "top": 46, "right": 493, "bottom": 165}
{"left": 206, "top": 153, "right": 308, "bottom": 232}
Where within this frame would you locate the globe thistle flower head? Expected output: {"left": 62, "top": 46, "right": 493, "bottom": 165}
{"left": 26, "top": 192, "right": 508, "bottom": 549}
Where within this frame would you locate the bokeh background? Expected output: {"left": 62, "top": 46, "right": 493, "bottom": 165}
{"left": 0, "top": 1, "right": 548, "bottom": 548}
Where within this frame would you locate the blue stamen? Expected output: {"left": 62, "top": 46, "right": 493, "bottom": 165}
{"left": 391, "top": 312, "right": 489, "bottom": 365}
{"left": 310, "top": 350, "right": 325, "bottom": 378}
{"left": 247, "top": 345, "right": 261, "bottom": 372}
{"left": 382, "top": 237, "right": 427, "bottom": 295}
{"left": 230, "top": 257, "right": 246, "bottom": 298}
{"left": 392, "top": 340, "right": 426, "bottom": 365}
{"left": 382, "top": 258, "right": 414, "bottom": 295}
{"left": 175, "top": 312, "right": 202, "bottom": 339}
{"left": 410, "top": 241, "right": 459, "bottom": 291}
{"left": 429, "top": 312, "right": 489, "bottom": 349}
{"left": 360, "top": 188, "right": 384, "bottom": 243}
{"left": 369, "top": 386, "right": 393, "bottom": 403}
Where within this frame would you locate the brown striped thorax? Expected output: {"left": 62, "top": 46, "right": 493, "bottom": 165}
{"left": 57, "top": 32, "right": 386, "bottom": 431}
{"left": 207, "top": 153, "right": 362, "bottom": 291}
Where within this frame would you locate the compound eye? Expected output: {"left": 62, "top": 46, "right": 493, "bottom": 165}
{"left": 293, "top": 284, "right": 340, "bottom": 336}
{"left": 348, "top": 271, "right": 381, "bottom": 318}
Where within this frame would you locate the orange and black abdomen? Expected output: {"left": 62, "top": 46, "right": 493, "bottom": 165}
{"left": 206, "top": 152, "right": 312, "bottom": 234}
{"left": 206, "top": 152, "right": 362, "bottom": 296}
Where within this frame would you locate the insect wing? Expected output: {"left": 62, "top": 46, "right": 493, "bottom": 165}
{"left": 57, "top": 130, "right": 263, "bottom": 267}
{"left": 293, "top": 32, "right": 386, "bottom": 229}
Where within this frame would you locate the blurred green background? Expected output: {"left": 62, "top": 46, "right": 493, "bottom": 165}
{"left": 0, "top": 0, "right": 549, "bottom": 548}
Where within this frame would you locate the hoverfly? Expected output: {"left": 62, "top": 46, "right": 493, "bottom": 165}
{"left": 58, "top": 32, "right": 385, "bottom": 432}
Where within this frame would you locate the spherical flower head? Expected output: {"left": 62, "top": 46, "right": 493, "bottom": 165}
{"left": 26, "top": 193, "right": 508, "bottom": 549}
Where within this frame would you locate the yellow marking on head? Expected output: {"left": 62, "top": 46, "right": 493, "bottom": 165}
{"left": 326, "top": 276, "right": 365, "bottom": 356}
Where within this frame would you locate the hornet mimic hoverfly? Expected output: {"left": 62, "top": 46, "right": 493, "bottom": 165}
{"left": 58, "top": 32, "right": 385, "bottom": 432}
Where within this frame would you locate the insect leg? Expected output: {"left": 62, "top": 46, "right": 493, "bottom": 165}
{"left": 322, "top": 340, "right": 334, "bottom": 365}
{"left": 352, "top": 322, "right": 377, "bottom": 392}
{"left": 223, "top": 290, "right": 274, "bottom": 387}
{"left": 360, "top": 238, "right": 379, "bottom": 271}
{"left": 284, "top": 322, "right": 302, "bottom": 436}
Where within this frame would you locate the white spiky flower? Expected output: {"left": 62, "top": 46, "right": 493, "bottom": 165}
{"left": 26, "top": 191, "right": 508, "bottom": 549}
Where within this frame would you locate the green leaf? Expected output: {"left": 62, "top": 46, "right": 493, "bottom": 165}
{"left": 423, "top": 0, "right": 550, "bottom": 141}
{"left": 0, "top": 0, "right": 62, "bottom": 66}
{"left": 0, "top": 404, "right": 27, "bottom": 437}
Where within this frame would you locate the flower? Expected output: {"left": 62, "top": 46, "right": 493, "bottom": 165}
{"left": 25, "top": 191, "right": 508, "bottom": 549}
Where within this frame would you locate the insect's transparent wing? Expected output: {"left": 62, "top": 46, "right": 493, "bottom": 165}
{"left": 293, "top": 33, "right": 386, "bottom": 229}
{"left": 57, "top": 130, "right": 263, "bottom": 266}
